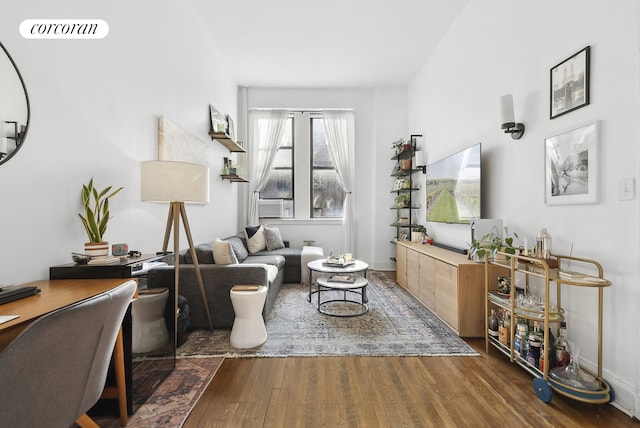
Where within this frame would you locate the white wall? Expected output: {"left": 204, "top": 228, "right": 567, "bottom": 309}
{"left": 247, "top": 87, "right": 407, "bottom": 269}
{"left": 0, "top": 0, "right": 239, "bottom": 285}
{"left": 408, "top": 0, "right": 640, "bottom": 415}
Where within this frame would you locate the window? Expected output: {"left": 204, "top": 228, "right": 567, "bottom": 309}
{"left": 311, "top": 117, "right": 345, "bottom": 218}
{"left": 259, "top": 112, "right": 346, "bottom": 219}
{"left": 259, "top": 117, "right": 294, "bottom": 217}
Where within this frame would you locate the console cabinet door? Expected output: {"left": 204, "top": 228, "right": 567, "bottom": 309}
{"left": 418, "top": 254, "right": 435, "bottom": 310}
{"left": 396, "top": 244, "right": 407, "bottom": 288}
{"left": 406, "top": 248, "right": 420, "bottom": 297}
{"left": 435, "top": 260, "right": 458, "bottom": 330}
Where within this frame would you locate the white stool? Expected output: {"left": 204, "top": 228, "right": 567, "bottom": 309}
{"left": 301, "top": 246, "right": 324, "bottom": 285}
{"left": 230, "top": 285, "right": 267, "bottom": 348}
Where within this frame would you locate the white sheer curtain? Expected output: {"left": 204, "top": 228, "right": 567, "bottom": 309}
{"left": 322, "top": 110, "right": 355, "bottom": 253}
{"left": 247, "top": 110, "right": 289, "bottom": 225}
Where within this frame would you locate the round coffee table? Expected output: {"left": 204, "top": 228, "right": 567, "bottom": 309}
{"left": 306, "top": 258, "right": 369, "bottom": 302}
{"left": 316, "top": 275, "right": 369, "bottom": 317}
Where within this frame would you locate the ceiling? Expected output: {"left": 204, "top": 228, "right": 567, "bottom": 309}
{"left": 189, "top": 0, "right": 470, "bottom": 88}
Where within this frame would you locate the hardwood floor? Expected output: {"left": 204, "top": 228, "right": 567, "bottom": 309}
{"left": 184, "top": 271, "right": 637, "bottom": 427}
{"left": 184, "top": 338, "right": 637, "bottom": 427}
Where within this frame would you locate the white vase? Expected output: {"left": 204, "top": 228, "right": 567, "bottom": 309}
{"left": 85, "top": 242, "right": 109, "bottom": 257}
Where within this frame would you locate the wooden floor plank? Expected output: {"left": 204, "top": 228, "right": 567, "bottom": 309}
{"left": 184, "top": 339, "right": 638, "bottom": 428}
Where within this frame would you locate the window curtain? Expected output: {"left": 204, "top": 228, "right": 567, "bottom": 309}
{"left": 247, "top": 110, "right": 289, "bottom": 225}
{"left": 322, "top": 110, "right": 355, "bottom": 253}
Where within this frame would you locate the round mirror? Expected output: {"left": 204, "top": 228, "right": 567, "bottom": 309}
{"left": 0, "top": 42, "right": 30, "bottom": 165}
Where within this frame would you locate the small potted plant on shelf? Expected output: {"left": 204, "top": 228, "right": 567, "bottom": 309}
{"left": 78, "top": 178, "right": 123, "bottom": 257}
{"left": 395, "top": 193, "right": 411, "bottom": 208}
{"left": 469, "top": 226, "right": 518, "bottom": 262}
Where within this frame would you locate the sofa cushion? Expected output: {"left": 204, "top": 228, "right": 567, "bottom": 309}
{"left": 245, "top": 225, "right": 266, "bottom": 253}
{"left": 244, "top": 254, "right": 286, "bottom": 270}
{"left": 183, "top": 242, "right": 215, "bottom": 264}
{"left": 264, "top": 226, "right": 285, "bottom": 251}
{"left": 226, "top": 235, "right": 249, "bottom": 262}
{"left": 213, "top": 238, "right": 239, "bottom": 265}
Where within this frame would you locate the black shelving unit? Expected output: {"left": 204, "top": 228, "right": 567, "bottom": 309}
{"left": 390, "top": 134, "right": 422, "bottom": 261}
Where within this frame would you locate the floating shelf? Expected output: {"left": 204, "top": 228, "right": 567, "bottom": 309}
{"left": 209, "top": 132, "right": 246, "bottom": 152}
{"left": 220, "top": 174, "right": 248, "bottom": 183}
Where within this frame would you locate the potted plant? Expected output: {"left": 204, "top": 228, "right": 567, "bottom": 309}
{"left": 78, "top": 178, "right": 123, "bottom": 256}
{"left": 469, "top": 227, "right": 518, "bottom": 261}
{"left": 411, "top": 225, "right": 426, "bottom": 242}
{"left": 395, "top": 193, "right": 411, "bottom": 208}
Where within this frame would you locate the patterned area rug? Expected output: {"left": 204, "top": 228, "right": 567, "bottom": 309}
{"left": 92, "top": 356, "right": 223, "bottom": 428}
{"left": 178, "top": 271, "right": 478, "bottom": 357}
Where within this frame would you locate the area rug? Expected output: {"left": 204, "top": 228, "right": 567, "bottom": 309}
{"left": 178, "top": 271, "right": 478, "bottom": 357}
{"left": 92, "top": 356, "right": 223, "bottom": 428}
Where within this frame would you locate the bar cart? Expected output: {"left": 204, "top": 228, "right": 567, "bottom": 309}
{"left": 484, "top": 251, "right": 613, "bottom": 403}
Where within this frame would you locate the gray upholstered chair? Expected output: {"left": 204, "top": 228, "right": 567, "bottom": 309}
{"left": 0, "top": 280, "right": 136, "bottom": 428}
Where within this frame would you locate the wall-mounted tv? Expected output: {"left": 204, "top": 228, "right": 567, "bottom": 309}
{"left": 425, "top": 143, "right": 481, "bottom": 224}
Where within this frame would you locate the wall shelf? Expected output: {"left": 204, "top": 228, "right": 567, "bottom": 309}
{"left": 220, "top": 174, "right": 248, "bottom": 183}
{"left": 209, "top": 132, "right": 246, "bottom": 152}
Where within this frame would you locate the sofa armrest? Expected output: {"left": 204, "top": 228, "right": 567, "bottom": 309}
{"left": 147, "top": 263, "right": 270, "bottom": 329}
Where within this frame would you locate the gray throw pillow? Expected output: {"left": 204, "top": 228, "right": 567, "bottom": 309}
{"left": 264, "top": 226, "right": 285, "bottom": 251}
{"left": 226, "top": 235, "right": 249, "bottom": 262}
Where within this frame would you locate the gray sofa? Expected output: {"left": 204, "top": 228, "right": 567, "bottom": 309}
{"left": 147, "top": 233, "right": 303, "bottom": 329}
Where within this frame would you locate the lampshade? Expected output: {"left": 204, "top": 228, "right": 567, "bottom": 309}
{"left": 500, "top": 94, "right": 515, "bottom": 126}
{"left": 141, "top": 160, "right": 209, "bottom": 203}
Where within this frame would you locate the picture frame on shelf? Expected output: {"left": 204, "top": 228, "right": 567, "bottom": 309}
{"left": 550, "top": 46, "right": 590, "bottom": 119}
{"left": 226, "top": 115, "right": 235, "bottom": 141}
{"left": 209, "top": 104, "right": 226, "bottom": 133}
{"left": 544, "top": 121, "right": 598, "bottom": 205}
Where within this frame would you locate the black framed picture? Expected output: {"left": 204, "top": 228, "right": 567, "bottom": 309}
{"left": 550, "top": 46, "right": 590, "bottom": 119}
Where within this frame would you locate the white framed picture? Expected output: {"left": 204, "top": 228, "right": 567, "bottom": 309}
{"left": 545, "top": 121, "right": 599, "bottom": 205}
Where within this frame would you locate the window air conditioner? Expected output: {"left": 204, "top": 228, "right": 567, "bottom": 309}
{"left": 258, "top": 199, "right": 284, "bottom": 218}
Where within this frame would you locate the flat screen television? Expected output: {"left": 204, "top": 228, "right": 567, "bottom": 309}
{"left": 425, "top": 143, "right": 481, "bottom": 224}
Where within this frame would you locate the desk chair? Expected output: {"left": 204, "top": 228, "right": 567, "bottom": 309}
{"left": 0, "top": 280, "right": 136, "bottom": 428}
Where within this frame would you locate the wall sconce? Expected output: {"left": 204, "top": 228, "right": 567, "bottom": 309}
{"left": 414, "top": 150, "right": 426, "bottom": 174}
{"left": 500, "top": 94, "right": 525, "bottom": 140}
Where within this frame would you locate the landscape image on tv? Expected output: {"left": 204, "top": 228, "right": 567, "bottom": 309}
{"left": 425, "top": 143, "right": 481, "bottom": 224}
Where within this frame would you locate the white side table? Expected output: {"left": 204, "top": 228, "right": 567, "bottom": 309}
{"left": 229, "top": 285, "right": 267, "bottom": 348}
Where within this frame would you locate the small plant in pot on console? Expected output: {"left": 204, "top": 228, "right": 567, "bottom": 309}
{"left": 411, "top": 225, "right": 426, "bottom": 242}
{"left": 78, "top": 178, "right": 123, "bottom": 257}
{"left": 469, "top": 227, "right": 518, "bottom": 261}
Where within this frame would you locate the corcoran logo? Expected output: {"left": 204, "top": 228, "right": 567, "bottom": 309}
{"left": 20, "top": 19, "right": 109, "bottom": 39}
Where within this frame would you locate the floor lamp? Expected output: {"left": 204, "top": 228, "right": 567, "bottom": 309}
{"left": 141, "top": 160, "right": 214, "bottom": 331}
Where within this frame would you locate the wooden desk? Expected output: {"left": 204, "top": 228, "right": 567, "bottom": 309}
{"left": 0, "top": 278, "right": 135, "bottom": 351}
{"left": 0, "top": 278, "right": 135, "bottom": 426}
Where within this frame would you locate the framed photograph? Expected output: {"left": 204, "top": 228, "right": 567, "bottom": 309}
{"left": 209, "top": 105, "right": 226, "bottom": 133}
{"left": 550, "top": 46, "right": 590, "bottom": 119}
{"left": 226, "top": 115, "right": 235, "bottom": 141}
{"left": 545, "top": 122, "right": 598, "bottom": 205}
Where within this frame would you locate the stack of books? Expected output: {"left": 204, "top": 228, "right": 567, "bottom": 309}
{"left": 327, "top": 274, "right": 356, "bottom": 283}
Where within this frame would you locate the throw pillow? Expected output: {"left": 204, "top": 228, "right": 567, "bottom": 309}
{"left": 226, "top": 235, "right": 248, "bottom": 262}
{"left": 212, "top": 238, "right": 239, "bottom": 265}
{"left": 264, "top": 226, "right": 285, "bottom": 251}
{"left": 245, "top": 225, "right": 266, "bottom": 253}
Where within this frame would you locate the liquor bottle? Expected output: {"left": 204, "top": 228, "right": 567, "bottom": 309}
{"left": 527, "top": 321, "right": 542, "bottom": 368}
{"left": 513, "top": 318, "right": 528, "bottom": 357}
{"left": 539, "top": 328, "right": 555, "bottom": 372}
{"left": 554, "top": 322, "right": 570, "bottom": 368}
{"left": 488, "top": 309, "right": 499, "bottom": 339}
{"left": 498, "top": 310, "right": 510, "bottom": 346}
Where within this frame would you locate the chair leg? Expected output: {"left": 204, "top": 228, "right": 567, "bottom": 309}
{"left": 99, "top": 326, "right": 128, "bottom": 425}
{"left": 76, "top": 413, "right": 100, "bottom": 428}
{"left": 113, "top": 327, "right": 128, "bottom": 426}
